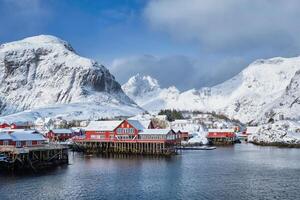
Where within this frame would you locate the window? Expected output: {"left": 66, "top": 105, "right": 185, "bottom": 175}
{"left": 3, "top": 140, "right": 9, "bottom": 146}
{"left": 26, "top": 141, "right": 32, "bottom": 146}
{"left": 16, "top": 141, "right": 22, "bottom": 148}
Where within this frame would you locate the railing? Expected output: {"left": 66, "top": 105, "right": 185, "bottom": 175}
{"left": 73, "top": 138, "right": 178, "bottom": 143}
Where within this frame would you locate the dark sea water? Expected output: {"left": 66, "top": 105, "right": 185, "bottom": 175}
{"left": 0, "top": 144, "right": 300, "bottom": 200}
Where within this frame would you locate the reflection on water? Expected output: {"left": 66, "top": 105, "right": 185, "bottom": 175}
{"left": 0, "top": 144, "right": 300, "bottom": 200}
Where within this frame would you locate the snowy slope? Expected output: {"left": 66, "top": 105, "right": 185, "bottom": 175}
{"left": 248, "top": 120, "right": 300, "bottom": 145}
{"left": 257, "top": 70, "right": 300, "bottom": 123}
{"left": 0, "top": 35, "right": 142, "bottom": 122}
{"left": 123, "top": 56, "right": 300, "bottom": 123}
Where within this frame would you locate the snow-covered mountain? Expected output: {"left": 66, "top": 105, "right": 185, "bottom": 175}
{"left": 123, "top": 56, "right": 300, "bottom": 124}
{"left": 0, "top": 35, "right": 142, "bottom": 122}
{"left": 122, "top": 74, "right": 181, "bottom": 111}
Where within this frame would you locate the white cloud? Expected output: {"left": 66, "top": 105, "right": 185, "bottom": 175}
{"left": 109, "top": 55, "right": 247, "bottom": 90}
{"left": 144, "top": 0, "right": 300, "bottom": 53}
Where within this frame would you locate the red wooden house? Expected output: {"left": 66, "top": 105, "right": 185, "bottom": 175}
{"left": 0, "top": 131, "right": 46, "bottom": 148}
{"left": 10, "top": 122, "right": 31, "bottom": 129}
{"left": 207, "top": 129, "right": 236, "bottom": 145}
{"left": 82, "top": 119, "right": 180, "bottom": 144}
{"left": 47, "top": 129, "right": 74, "bottom": 142}
{"left": 0, "top": 122, "right": 10, "bottom": 129}
{"left": 139, "top": 129, "right": 178, "bottom": 144}
{"left": 84, "top": 120, "right": 145, "bottom": 141}
{"left": 176, "top": 130, "right": 189, "bottom": 142}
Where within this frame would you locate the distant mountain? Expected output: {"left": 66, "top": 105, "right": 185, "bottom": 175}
{"left": 0, "top": 35, "right": 142, "bottom": 122}
{"left": 123, "top": 56, "right": 300, "bottom": 124}
{"left": 122, "top": 74, "right": 181, "bottom": 111}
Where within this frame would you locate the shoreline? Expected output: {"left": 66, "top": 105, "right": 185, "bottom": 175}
{"left": 250, "top": 141, "right": 300, "bottom": 148}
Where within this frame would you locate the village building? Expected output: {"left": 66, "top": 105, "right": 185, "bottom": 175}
{"left": 47, "top": 129, "right": 74, "bottom": 142}
{"left": 0, "top": 131, "right": 46, "bottom": 147}
{"left": 175, "top": 130, "right": 190, "bottom": 142}
{"left": 207, "top": 129, "right": 236, "bottom": 145}
{"left": 0, "top": 122, "right": 10, "bottom": 129}
{"left": 10, "top": 122, "right": 32, "bottom": 129}
{"left": 139, "top": 129, "right": 177, "bottom": 142}
{"left": 74, "top": 119, "right": 179, "bottom": 155}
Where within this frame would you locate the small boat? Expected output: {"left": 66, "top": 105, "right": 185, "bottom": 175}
{"left": 0, "top": 153, "right": 8, "bottom": 162}
{"left": 177, "top": 146, "right": 216, "bottom": 150}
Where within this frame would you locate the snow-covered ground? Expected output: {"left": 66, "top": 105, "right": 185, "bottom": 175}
{"left": 0, "top": 102, "right": 142, "bottom": 123}
{"left": 248, "top": 120, "right": 300, "bottom": 146}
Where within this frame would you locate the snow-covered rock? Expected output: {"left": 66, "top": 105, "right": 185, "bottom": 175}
{"left": 0, "top": 35, "right": 143, "bottom": 122}
{"left": 123, "top": 56, "right": 300, "bottom": 124}
{"left": 248, "top": 120, "right": 300, "bottom": 146}
{"left": 122, "top": 74, "right": 180, "bottom": 111}
{"left": 187, "top": 131, "right": 208, "bottom": 145}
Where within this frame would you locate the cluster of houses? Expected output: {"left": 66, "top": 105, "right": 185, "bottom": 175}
{"left": 79, "top": 119, "right": 179, "bottom": 143}
{"left": 0, "top": 116, "right": 259, "bottom": 148}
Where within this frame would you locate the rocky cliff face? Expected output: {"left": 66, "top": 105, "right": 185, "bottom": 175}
{"left": 0, "top": 35, "right": 141, "bottom": 120}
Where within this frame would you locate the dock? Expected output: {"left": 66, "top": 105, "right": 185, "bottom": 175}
{"left": 74, "top": 140, "right": 178, "bottom": 156}
{"left": 0, "top": 144, "right": 69, "bottom": 171}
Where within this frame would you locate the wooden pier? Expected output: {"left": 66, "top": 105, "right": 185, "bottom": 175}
{"left": 0, "top": 144, "right": 69, "bottom": 171}
{"left": 74, "top": 140, "right": 178, "bottom": 156}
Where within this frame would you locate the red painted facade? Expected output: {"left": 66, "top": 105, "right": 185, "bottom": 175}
{"left": 82, "top": 120, "right": 178, "bottom": 144}
{"left": 207, "top": 131, "right": 236, "bottom": 139}
{"left": 47, "top": 131, "right": 74, "bottom": 142}
{"left": 177, "top": 131, "right": 189, "bottom": 141}
{"left": 0, "top": 140, "right": 43, "bottom": 147}
{"left": 0, "top": 123, "right": 10, "bottom": 129}
{"left": 85, "top": 120, "right": 139, "bottom": 141}
{"left": 10, "top": 123, "right": 30, "bottom": 129}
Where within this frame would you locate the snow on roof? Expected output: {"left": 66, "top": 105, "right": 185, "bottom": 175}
{"left": 11, "top": 121, "right": 31, "bottom": 126}
{"left": 172, "top": 119, "right": 189, "bottom": 124}
{"left": 140, "top": 129, "right": 173, "bottom": 135}
{"left": 0, "top": 129, "right": 37, "bottom": 134}
{"left": 137, "top": 120, "right": 151, "bottom": 129}
{"left": 85, "top": 120, "right": 123, "bottom": 131}
{"left": 0, "top": 133, "right": 12, "bottom": 140}
{"left": 0, "top": 131, "right": 45, "bottom": 141}
{"left": 208, "top": 129, "right": 235, "bottom": 133}
{"left": 51, "top": 129, "right": 73, "bottom": 134}
{"left": 127, "top": 120, "right": 145, "bottom": 131}
{"left": 10, "top": 132, "right": 45, "bottom": 141}
{"left": 173, "top": 128, "right": 189, "bottom": 133}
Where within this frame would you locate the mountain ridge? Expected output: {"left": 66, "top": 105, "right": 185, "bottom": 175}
{"left": 0, "top": 35, "right": 142, "bottom": 122}
{"left": 123, "top": 56, "right": 300, "bottom": 124}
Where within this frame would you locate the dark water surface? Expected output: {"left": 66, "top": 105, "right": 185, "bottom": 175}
{"left": 0, "top": 144, "right": 300, "bottom": 200}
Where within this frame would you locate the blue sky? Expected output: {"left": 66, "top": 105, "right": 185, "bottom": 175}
{"left": 1, "top": 0, "right": 300, "bottom": 90}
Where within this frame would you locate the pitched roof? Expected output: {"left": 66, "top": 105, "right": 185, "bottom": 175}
{"left": 127, "top": 120, "right": 145, "bottom": 131}
{"left": 137, "top": 120, "right": 151, "bottom": 129}
{"left": 85, "top": 120, "right": 123, "bottom": 131}
{"left": 0, "top": 131, "right": 45, "bottom": 141}
{"left": 51, "top": 129, "right": 73, "bottom": 134}
{"left": 140, "top": 129, "right": 173, "bottom": 135}
{"left": 0, "top": 133, "right": 12, "bottom": 140}
{"left": 10, "top": 132, "right": 45, "bottom": 141}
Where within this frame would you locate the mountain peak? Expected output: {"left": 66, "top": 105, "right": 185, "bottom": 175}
{"left": 0, "top": 35, "right": 141, "bottom": 118}
{"left": 0, "top": 35, "right": 75, "bottom": 52}
{"left": 122, "top": 74, "right": 160, "bottom": 97}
